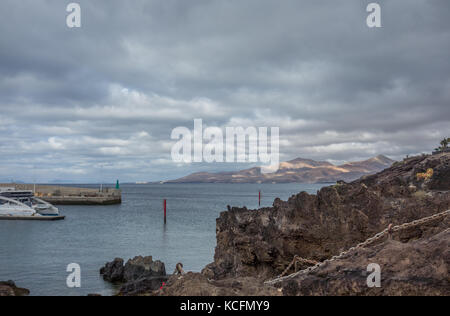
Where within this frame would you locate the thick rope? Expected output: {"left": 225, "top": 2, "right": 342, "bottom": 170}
{"left": 265, "top": 209, "right": 450, "bottom": 285}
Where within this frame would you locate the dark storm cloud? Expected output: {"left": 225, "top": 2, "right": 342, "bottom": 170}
{"left": 0, "top": 0, "right": 449, "bottom": 182}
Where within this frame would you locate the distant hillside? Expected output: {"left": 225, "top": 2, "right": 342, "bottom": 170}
{"left": 168, "top": 155, "right": 395, "bottom": 184}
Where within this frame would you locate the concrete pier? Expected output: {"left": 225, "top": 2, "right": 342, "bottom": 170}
{"left": 0, "top": 184, "right": 122, "bottom": 205}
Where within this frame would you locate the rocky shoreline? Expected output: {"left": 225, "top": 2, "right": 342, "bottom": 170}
{"left": 157, "top": 153, "right": 449, "bottom": 296}
{"left": 100, "top": 153, "right": 449, "bottom": 296}
{"left": 202, "top": 153, "right": 450, "bottom": 282}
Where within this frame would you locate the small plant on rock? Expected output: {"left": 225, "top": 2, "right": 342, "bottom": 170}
{"left": 416, "top": 168, "right": 434, "bottom": 181}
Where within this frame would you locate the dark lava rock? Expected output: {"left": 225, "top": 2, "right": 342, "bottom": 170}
{"left": 100, "top": 256, "right": 168, "bottom": 295}
{"left": 203, "top": 153, "right": 450, "bottom": 282}
{"left": 100, "top": 258, "right": 124, "bottom": 282}
{"left": 427, "top": 153, "right": 450, "bottom": 190}
{"left": 281, "top": 227, "right": 450, "bottom": 296}
{"left": 119, "top": 276, "right": 168, "bottom": 296}
{"left": 123, "top": 256, "right": 166, "bottom": 282}
{"left": 0, "top": 281, "right": 30, "bottom": 296}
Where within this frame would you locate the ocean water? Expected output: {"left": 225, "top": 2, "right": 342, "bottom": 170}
{"left": 0, "top": 183, "right": 325, "bottom": 296}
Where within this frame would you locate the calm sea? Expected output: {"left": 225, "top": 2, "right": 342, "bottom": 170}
{"left": 0, "top": 183, "right": 325, "bottom": 296}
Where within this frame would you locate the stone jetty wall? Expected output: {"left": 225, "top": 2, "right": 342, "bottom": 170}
{"left": 0, "top": 184, "right": 122, "bottom": 205}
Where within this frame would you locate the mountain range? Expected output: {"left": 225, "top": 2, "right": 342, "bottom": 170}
{"left": 167, "top": 155, "right": 395, "bottom": 184}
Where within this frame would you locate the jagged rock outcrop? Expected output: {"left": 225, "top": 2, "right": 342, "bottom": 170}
{"left": 282, "top": 227, "right": 450, "bottom": 296}
{"left": 202, "top": 153, "right": 450, "bottom": 281}
{"left": 122, "top": 256, "right": 166, "bottom": 282}
{"left": 100, "top": 256, "right": 168, "bottom": 295}
{"left": 100, "top": 258, "right": 124, "bottom": 282}
{"left": 0, "top": 281, "right": 30, "bottom": 296}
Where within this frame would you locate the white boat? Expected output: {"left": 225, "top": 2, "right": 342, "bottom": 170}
{"left": 0, "top": 196, "right": 39, "bottom": 217}
{"left": 31, "top": 197, "right": 59, "bottom": 216}
{"left": 0, "top": 188, "right": 59, "bottom": 216}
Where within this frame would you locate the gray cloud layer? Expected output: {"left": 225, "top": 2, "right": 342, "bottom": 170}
{"left": 0, "top": 0, "right": 449, "bottom": 182}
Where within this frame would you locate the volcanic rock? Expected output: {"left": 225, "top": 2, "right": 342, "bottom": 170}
{"left": 203, "top": 153, "right": 450, "bottom": 281}
{"left": 282, "top": 227, "right": 450, "bottom": 296}
{"left": 100, "top": 258, "right": 124, "bottom": 282}
{"left": 0, "top": 281, "right": 30, "bottom": 296}
{"left": 100, "top": 256, "right": 168, "bottom": 295}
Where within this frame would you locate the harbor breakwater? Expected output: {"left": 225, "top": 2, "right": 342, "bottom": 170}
{"left": 0, "top": 184, "right": 121, "bottom": 205}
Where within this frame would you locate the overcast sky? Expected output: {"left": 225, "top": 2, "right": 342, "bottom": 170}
{"left": 1, "top": 0, "right": 449, "bottom": 183}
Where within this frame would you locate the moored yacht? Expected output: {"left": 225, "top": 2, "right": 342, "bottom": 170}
{"left": 0, "top": 188, "right": 60, "bottom": 216}
{"left": 32, "top": 197, "right": 59, "bottom": 216}
{"left": 0, "top": 195, "right": 38, "bottom": 217}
